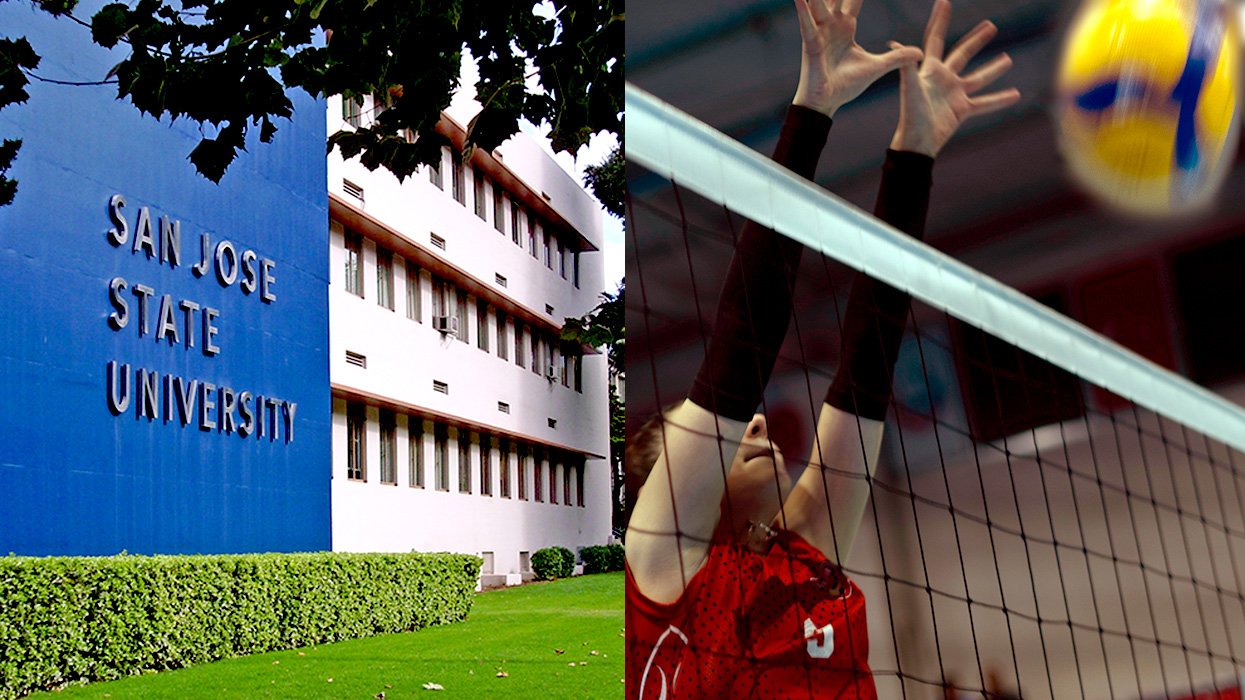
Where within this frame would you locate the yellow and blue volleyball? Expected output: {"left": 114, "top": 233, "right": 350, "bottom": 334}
{"left": 1055, "top": 0, "right": 1241, "bottom": 215}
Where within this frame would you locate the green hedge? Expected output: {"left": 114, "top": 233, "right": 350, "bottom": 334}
{"left": 531, "top": 546, "right": 575, "bottom": 581}
{"left": 580, "top": 544, "right": 624, "bottom": 574}
{"left": 0, "top": 551, "right": 481, "bottom": 699}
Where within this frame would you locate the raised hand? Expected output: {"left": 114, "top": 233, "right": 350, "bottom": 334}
{"left": 889, "top": 0, "right": 1020, "bottom": 157}
{"left": 793, "top": 0, "right": 923, "bottom": 117}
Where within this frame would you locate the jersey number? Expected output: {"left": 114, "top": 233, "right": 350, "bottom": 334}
{"left": 804, "top": 618, "right": 835, "bottom": 659}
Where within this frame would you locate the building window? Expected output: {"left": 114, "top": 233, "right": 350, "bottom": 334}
{"left": 455, "top": 290, "right": 469, "bottom": 345}
{"left": 379, "top": 410, "right": 396, "bottom": 484}
{"left": 494, "top": 189, "right": 505, "bottom": 235}
{"left": 528, "top": 219, "right": 538, "bottom": 258}
{"left": 496, "top": 312, "right": 509, "bottom": 361}
{"left": 409, "top": 421, "right": 425, "bottom": 488}
{"left": 574, "top": 355, "right": 583, "bottom": 393}
{"left": 377, "top": 248, "right": 394, "bottom": 310}
{"left": 432, "top": 276, "right": 450, "bottom": 319}
{"left": 406, "top": 262, "right": 421, "bottom": 322}
{"left": 543, "top": 231, "right": 552, "bottom": 269}
{"left": 559, "top": 242, "right": 568, "bottom": 279}
{"left": 344, "top": 232, "right": 363, "bottom": 297}
{"left": 346, "top": 403, "right": 366, "bottom": 481}
{"left": 563, "top": 459, "right": 572, "bottom": 505}
{"left": 576, "top": 460, "right": 585, "bottom": 506}
{"left": 534, "top": 456, "right": 543, "bottom": 502}
{"left": 573, "top": 252, "right": 580, "bottom": 289}
{"left": 451, "top": 152, "right": 465, "bottom": 205}
{"left": 514, "top": 320, "right": 525, "bottom": 369}
{"left": 342, "top": 95, "right": 363, "bottom": 128}
{"left": 477, "top": 300, "right": 489, "bottom": 352}
{"left": 518, "top": 446, "right": 529, "bottom": 501}
{"left": 480, "top": 437, "right": 493, "bottom": 496}
{"left": 562, "top": 353, "right": 572, "bottom": 388}
{"left": 549, "top": 458, "right": 558, "bottom": 504}
{"left": 511, "top": 204, "right": 521, "bottom": 245}
{"left": 499, "top": 439, "right": 512, "bottom": 499}
{"left": 428, "top": 150, "right": 443, "bottom": 189}
{"left": 434, "top": 424, "right": 449, "bottom": 491}
{"left": 531, "top": 333, "right": 542, "bottom": 376}
{"left": 473, "top": 168, "right": 486, "bottom": 220}
{"left": 458, "top": 433, "right": 472, "bottom": 493}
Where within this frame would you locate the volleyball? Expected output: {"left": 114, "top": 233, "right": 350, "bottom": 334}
{"left": 1055, "top": 0, "right": 1241, "bottom": 215}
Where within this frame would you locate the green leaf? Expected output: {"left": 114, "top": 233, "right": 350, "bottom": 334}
{"left": 90, "top": 4, "right": 132, "bottom": 49}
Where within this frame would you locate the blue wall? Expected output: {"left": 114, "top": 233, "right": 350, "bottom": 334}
{"left": 0, "top": 3, "right": 331, "bottom": 555}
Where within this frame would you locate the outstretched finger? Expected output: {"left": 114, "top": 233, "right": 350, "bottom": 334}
{"left": 841, "top": 0, "right": 864, "bottom": 18}
{"left": 946, "top": 19, "right": 998, "bottom": 73}
{"left": 967, "top": 87, "right": 1021, "bottom": 118}
{"left": 807, "top": 0, "right": 833, "bottom": 25}
{"left": 924, "top": 0, "right": 952, "bottom": 62}
{"left": 794, "top": 0, "right": 818, "bottom": 42}
{"left": 962, "top": 52, "right": 1012, "bottom": 94}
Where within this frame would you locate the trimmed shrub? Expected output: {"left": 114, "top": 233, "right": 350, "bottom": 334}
{"left": 580, "top": 544, "right": 625, "bottom": 574}
{"left": 531, "top": 546, "right": 575, "bottom": 581}
{"left": 0, "top": 551, "right": 481, "bottom": 699}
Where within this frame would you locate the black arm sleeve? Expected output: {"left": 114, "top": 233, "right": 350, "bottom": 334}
{"left": 687, "top": 105, "right": 833, "bottom": 422}
{"left": 823, "top": 149, "right": 934, "bottom": 421}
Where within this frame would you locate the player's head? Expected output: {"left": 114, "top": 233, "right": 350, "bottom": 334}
{"left": 721, "top": 413, "right": 792, "bottom": 541}
{"left": 626, "top": 408, "right": 793, "bottom": 539}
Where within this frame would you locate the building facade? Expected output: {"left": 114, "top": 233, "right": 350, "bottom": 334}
{"left": 0, "top": 5, "right": 331, "bottom": 556}
{"left": 327, "top": 95, "right": 611, "bottom": 583}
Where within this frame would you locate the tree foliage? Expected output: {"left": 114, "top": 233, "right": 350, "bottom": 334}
{"left": 7, "top": 0, "right": 621, "bottom": 193}
{"left": 0, "top": 35, "right": 39, "bottom": 207}
{"left": 582, "top": 144, "right": 622, "bottom": 219}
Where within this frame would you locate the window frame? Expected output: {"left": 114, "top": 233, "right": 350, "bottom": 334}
{"left": 477, "top": 300, "right": 490, "bottom": 352}
{"left": 409, "top": 421, "right": 425, "bottom": 488}
{"left": 458, "top": 433, "right": 472, "bottom": 494}
{"left": 406, "top": 262, "right": 421, "bottom": 322}
{"left": 473, "top": 168, "right": 486, "bottom": 220}
{"left": 376, "top": 248, "right": 394, "bottom": 310}
{"left": 344, "top": 231, "right": 363, "bottom": 297}
{"left": 346, "top": 403, "right": 366, "bottom": 481}
{"left": 434, "top": 425, "right": 449, "bottom": 491}
{"left": 379, "top": 410, "right": 397, "bottom": 485}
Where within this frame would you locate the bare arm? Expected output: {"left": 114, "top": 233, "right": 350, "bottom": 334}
{"left": 626, "top": 0, "right": 921, "bottom": 605}
{"left": 782, "top": 0, "right": 1019, "bottom": 565}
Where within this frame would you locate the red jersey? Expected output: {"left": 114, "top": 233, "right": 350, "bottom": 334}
{"left": 626, "top": 529, "right": 875, "bottom": 699}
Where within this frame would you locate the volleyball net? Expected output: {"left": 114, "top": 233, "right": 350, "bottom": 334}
{"left": 626, "top": 82, "right": 1245, "bottom": 699}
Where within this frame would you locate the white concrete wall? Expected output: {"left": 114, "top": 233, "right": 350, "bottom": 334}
{"left": 326, "top": 96, "right": 611, "bottom": 565}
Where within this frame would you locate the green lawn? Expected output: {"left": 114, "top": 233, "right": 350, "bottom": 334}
{"left": 30, "top": 573, "right": 623, "bottom": 699}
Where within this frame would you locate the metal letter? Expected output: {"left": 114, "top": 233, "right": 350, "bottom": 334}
{"left": 237, "top": 391, "right": 254, "bottom": 437}
{"left": 202, "top": 307, "right": 220, "bottom": 357}
{"left": 160, "top": 215, "right": 181, "bottom": 268}
{"left": 260, "top": 259, "right": 277, "bottom": 303}
{"left": 106, "top": 360, "right": 130, "bottom": 415}
{"left": 132, "top": 283, "right": 154, "bottom": 337}
{"left": 179, "top": 299, "right": 200, "bottom": 349}
{"left": 254, "top": 395, "right": 263, "bottom": 439}
{"left": 174, "top": 376, "right": 198, "bottom": 426}
{"left": 240, "top": 250, "right": 258, "bottom": 294}
{"left": 199, "top": 381, "right": 217, "bottom": 431}
{"left": 132, "top": 206, "right": 156, "bottom": 259}
{"left": 163, "top": 374, "right": 173, "bottom": 424}
{"left": 219, "top": 386, "right": 237, "bottom": 434}
{"left": 192, "top": 233, "right": 211, "bottom": 278}
{"left": 137, "top": 368, "right": 159, "bottom": 421}
{"left": 108, "top": 277, "right": 128, "bottom": 330}
{"left": 282, "top": 401, "right": 297, "bottom": 444}
{"left": 156, "top": 295, "right": 179, "bottom": 346}
{"left": 214, "top": 240, "right": 238, "bottom": 286}
{"left": 266, "top": 397, "right": 280, "bottom": 441}
{"left": 107, "top": 194, "right": 128, "bottom": 247}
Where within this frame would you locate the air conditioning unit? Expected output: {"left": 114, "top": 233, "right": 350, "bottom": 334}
{"left": 433, "top": 315, "right": 458, "bottom": 336}
{"left": 545, "top": 364, "right": 556, "bottom": 382}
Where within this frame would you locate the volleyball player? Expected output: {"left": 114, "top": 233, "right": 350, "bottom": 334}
{"left": 626, "top": 0, "right": 1020, "bottom": 696}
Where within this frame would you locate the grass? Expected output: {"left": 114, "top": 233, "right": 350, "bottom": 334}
{"left": 30, "top": 572, "right": 624, "bottom": 700}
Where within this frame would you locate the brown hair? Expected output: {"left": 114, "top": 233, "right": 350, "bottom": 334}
{"left": 623, "top": 404, "right": 679, "bottom": 526}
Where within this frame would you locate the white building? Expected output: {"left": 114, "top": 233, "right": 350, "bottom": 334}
{"left": 326, "top": 95, "right": 611, "bottom": 585}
